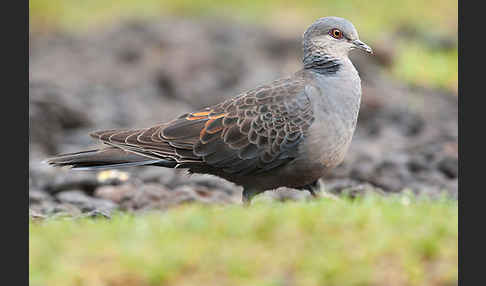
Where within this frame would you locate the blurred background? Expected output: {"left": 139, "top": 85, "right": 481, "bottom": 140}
{"left": 29, "top": 0, "right": 458, "bottom": 215}
{"left": 29, "top": 2, "right": 458, "bottom": 285}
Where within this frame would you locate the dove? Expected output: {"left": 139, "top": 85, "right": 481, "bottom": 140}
{"left": 47, "top": 16, "right": 372, "bottom": 204}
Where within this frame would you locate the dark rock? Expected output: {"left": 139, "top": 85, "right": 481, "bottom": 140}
{"left": 323, "top": 178, "right": 362, "bottom": 193}
{"left": 119, "top": 184, "right": 171, "bottom": 211}
{"left": 336, "top": 183, "right": 386, "bottom": 199}
{"left": 323, "top": 179, "right": 386, "bottom": 198}
{"left": 168, "top": 185, "right": 200, "bottom": 205}
{"left": 176, "top": 174, "right": 240, "bottom": 196}
{"left": 407, "top": 155, "right": 431, "bottom": 173}
{"left": 29, "top": 208, "right": 46, "bottom": 220}
{"left": 29, "top": 189, "right": 52, "bottom": 204}
{"left": 368, "top": 159, "right": 410, "bottom": 192}
{"left": 50, "top": 203, "right": 83, "bottom": 217}
{"left": 389, "top": 109, "right": 425, "bottom": 137}
{"left": 76, "top": 209, "right": 113, "bottom": 219}
{"left": 117, "top": 47, "right": 142, "bottom": 64}
{"left": 94, "top": 184, "right": 136, "bottom": 204}
{"left": 134, "top": 166, "right": 178, "bottom": 186}
{"left": 56, "top": 190, "right": 118, "bottom": 212}
{"left": 30, "top": 82, "right": 91, "bottom": 154}
{"left": 155, "top": 70, "right": 177, "bottom": 98}
{"left": 43, "top": 172, "right": 99, "bottom": 194}
{"left": 438, "top": 157, "right": 458, "bottom": 179}
{"left": 265, "top": 187, "right": 311, "bottom": 202}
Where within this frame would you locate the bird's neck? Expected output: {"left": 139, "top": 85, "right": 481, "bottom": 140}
{"left": 302, "top": 44, "right": 343, "bottom": 75}
{"left": 303, "top": 55, "right": 341, "bottom": 74}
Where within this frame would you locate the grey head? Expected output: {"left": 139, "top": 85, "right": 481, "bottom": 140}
{"left": 302, "top": 16, "right": 372, "bottom": 73}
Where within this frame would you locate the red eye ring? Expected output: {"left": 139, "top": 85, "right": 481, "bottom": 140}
{"left": 329, "top": 28, "right": 343, "bottom": 39}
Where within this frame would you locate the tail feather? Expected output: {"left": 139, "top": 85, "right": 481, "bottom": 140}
{"left": 45, "top": 147, "right": 177, "bottom": 170}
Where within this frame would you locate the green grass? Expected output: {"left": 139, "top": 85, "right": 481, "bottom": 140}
{"left": 392, "top": 39, "right": 458, "bottom": 91}
{"left": 30, "top": 194, "right": 458, "bottom": 286}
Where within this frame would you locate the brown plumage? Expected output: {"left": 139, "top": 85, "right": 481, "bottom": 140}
{"left": 47, "top": 17, "right": 373, "bottom": 204}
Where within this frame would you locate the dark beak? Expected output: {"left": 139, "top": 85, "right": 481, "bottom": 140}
{"left": 352, "top": 39, "right": 373, "bottom": 54}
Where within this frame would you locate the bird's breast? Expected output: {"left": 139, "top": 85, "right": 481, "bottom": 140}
{"left": 301, "top": 68, "right": 361, "bottom": 171}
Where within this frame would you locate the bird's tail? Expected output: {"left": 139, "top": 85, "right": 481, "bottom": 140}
{"left": 45, "top": 147, "right": 177, "bottom": 170}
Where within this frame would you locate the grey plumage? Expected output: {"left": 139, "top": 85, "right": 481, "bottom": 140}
{"left": 47, "top": 16, "right": 372, "bottom": 204}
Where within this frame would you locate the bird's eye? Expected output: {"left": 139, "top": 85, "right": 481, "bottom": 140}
{"left": 329, "top": 28, "right": 343, "bottom": 39}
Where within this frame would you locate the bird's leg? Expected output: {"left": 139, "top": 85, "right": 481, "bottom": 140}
{"left": 242, "top": 188, "right": 260, "bottom": 206}
{"left": 302, "top": 180, "right": 320, "bottom": 198}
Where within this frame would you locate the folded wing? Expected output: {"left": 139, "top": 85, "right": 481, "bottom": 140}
{"left": 49, "top": 76, "right": 316, "bottom": 174}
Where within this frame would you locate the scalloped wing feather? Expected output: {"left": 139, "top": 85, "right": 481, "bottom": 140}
{"left": 87, "top": 76, "right": 315, "bottom": 174}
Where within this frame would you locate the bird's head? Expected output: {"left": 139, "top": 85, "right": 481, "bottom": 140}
{"left": 303, "top": 16, "right": 372, "bottom": 59}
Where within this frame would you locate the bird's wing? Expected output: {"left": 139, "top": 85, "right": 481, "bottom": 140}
{"left": 91, "top": 76, "right": 315, "bottom": 174}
